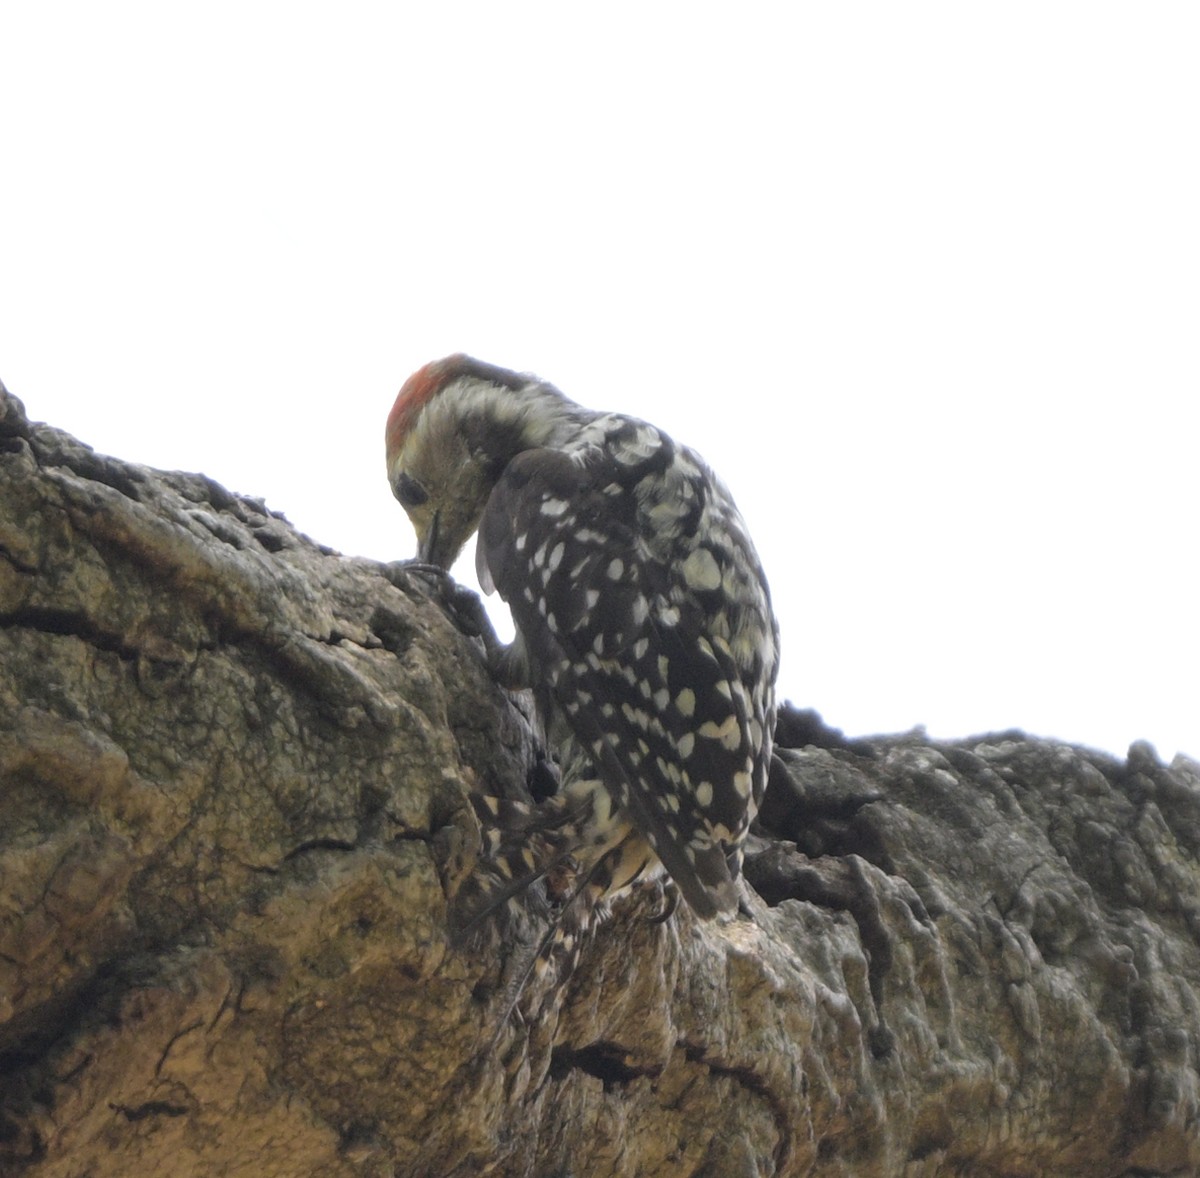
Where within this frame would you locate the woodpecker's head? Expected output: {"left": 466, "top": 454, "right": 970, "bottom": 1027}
{"left": 386, "top": 354, "right": 570, "bottom": 568}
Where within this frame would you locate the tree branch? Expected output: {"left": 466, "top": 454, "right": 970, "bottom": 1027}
{"left": 2, "top": 380, "right": 1197, "bottom": 1176}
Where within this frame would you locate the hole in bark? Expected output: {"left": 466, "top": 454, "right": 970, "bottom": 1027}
{"left": 549, "top": 1042, "right": 659, "bottom": 1091}
{"left": 368, "top": 606, "right": 415, "bottom": 655}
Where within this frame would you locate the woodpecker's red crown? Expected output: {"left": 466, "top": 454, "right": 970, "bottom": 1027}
{"left": 386, "top": 353, "right": 466, "bottom": 469}
{"left": 385, "top": 353, "right": 534, "bottom": 471}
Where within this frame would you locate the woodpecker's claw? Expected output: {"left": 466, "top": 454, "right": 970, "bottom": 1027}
{"left": 646, "top": 881, "right": 681, "bottom": 925}
{"left": 399, "top": 559, "right": 454, "bottom": 590}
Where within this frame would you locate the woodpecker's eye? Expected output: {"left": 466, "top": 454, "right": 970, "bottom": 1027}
{"left": 394, "top": 472, "right": 428, "bottom": 509}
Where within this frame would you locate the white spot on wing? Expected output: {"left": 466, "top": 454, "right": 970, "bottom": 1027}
{"left": 682, "top": 547, "right": 722, "bottom": 592}
{"left": 698, "top": 715, "right": 741, "bottom": 749}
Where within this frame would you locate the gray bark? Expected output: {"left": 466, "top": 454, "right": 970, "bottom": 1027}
{"left": 1, "top": 380, "right": 1197, "bottom": 1177}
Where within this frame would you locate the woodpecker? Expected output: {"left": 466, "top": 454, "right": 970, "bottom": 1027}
{"left": 386, "top": 354, "right": 779, "bottom": 931}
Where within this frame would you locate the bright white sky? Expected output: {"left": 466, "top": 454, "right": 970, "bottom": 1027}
{"left": 2, "top": 5, "right": 1196, "bottom": 761}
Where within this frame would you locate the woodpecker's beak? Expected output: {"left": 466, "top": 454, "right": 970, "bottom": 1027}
{"left": 417, "top": 512, "right": 443, "bottom": 567}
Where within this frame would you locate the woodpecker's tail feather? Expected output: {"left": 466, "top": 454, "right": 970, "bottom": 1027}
{"left": 448, "top": 792, "right": 583, "bottom": 945}
{"left": 457, "top": 787, "right": 668, "bottom": 1043}
{"left": 485, "top": 854, "right": 609, "bottom": 1043}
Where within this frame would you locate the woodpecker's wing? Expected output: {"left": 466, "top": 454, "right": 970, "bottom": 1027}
{"left": 478, "top": 418, "right": 772, "bottom": 918}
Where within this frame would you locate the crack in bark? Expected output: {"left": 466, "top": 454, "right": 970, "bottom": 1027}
{"left": 0, "top": 606, "right": 141, "bottom": 662}
{"left": 0, "top": 544, "right": 38, "bottom": 575}
{"left": 110, "top": 1100, "right": 189, "bottom": 1122}
{"left": 281, "top": 838, "right": 360, "bottom": 863}
{"left": 680, "top": 1039, "right": 791, "bottom": 1175}
{"left": 154, "top": 1020, "right": 204, "bottom": 1078}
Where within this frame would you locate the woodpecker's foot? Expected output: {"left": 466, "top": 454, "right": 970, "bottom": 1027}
{"left": 401, "top": 561, "right": 493, "bottom": 642}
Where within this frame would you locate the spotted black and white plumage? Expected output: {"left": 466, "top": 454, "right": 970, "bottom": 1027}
{"left": 386, "top": 354, "right": 779, "bottom": 936}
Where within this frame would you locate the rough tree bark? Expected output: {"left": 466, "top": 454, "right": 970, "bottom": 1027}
{"left": 1, "top": 379, "right": 1198, "bottom": 1177}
